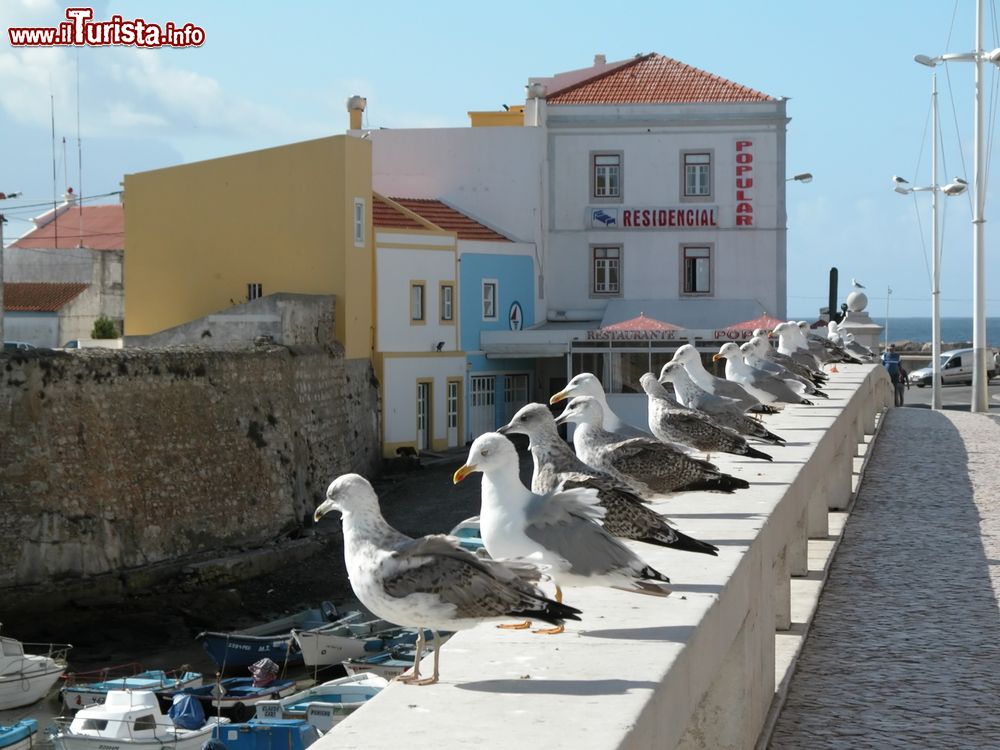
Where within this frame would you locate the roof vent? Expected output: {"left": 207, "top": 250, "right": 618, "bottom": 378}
{"left": 346, "top": 95, "right": 367, "bottom": 130}
{"left": 594, "top": 54, "right": 606, "bottom": 66}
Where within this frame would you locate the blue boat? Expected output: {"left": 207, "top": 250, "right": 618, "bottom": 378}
{"left": 212, "top": 719, "right": 318, "bottom": 750}
{"left": 60, "top": 663, "right": 202, "bottom": 710}
{"left": 196, "top": 603, "right": 353, "bottom": 671}
{"left": 0, "top": 720, "right": 38, "bottom": 750}
{"left": 166, "top": 675, "right": 297, "bottom": 723}
{"left": 254, "top": 672, "right": 387, "bottom": 731}
{"left": 448, "top": 516, "right": 484, "bottom": 552}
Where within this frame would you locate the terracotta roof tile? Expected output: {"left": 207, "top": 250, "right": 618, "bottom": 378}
{"left": 546, "top": 53, "right": 773, "bottom": 105}
{"left": 390, "top": 198, "right": 510, "bottom": 242}
{"left": 372, "top": 195, "right": 426, "bottom": 231}
{"left": 13, "top": 204, "right": 124, "bottom": 251}
{"left": 4, "top": 282, "right": 88, "bottom": 312}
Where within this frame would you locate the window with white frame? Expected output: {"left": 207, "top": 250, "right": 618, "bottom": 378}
{"left": 353, "top": 197, "right": 365, "bottom": 247}
{"left": 592, "top": 152, "right": 622, "bottom": 200}
{"left": 682, "top": 246, "right": 712, "bottom": 295}
{"left": 410, "top": 282, "right": 425, "bottom": 322}
{"left": 683, "top": 152, "right": 712, "bottom": 198}
{"left": 440, "top": 283, "right": 454, "bottom": 323}
{"left": 482, "top": 280, "right": 497, "bottom": 320}
{"left": 592, "top": 246, "right": 621, "bottom": 295}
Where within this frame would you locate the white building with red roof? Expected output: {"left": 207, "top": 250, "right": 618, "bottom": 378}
{"left": 3, "top": 192, "right": 124, "bottom": 347}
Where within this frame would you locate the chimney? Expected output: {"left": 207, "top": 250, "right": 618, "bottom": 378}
{"left": 346, "top": 95, "right": 367, "bottom": 130}
{"left": 594, "top": 54, "right": 606, "bottom": 66}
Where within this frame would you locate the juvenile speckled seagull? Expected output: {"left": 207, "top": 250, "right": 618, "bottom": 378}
{"left": 454, "top": 433, "right": 672, "bottom": 634}
{"left": 497, "top": 402, "right": 719, "bottom": 556}
{"left": 555, "top": 395, "right": 751, "bottom": 497}
{"left": 657, "top": 361, "right": 786, "bottom": 445}
{"left": 639, "top": 373, "right": 773, "bottom": 461}
{"left": 714, "top": 342, "right": 814, "bottom": 406}
{"left": 314, "top": 473, "right": 581, "bottom": 683}
{"left": 550, "top": 372, "right": 651, "bottom": 439}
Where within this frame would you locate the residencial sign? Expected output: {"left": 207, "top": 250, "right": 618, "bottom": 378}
{"left": 588, "top": 206, "right": 718, "bottom": 229}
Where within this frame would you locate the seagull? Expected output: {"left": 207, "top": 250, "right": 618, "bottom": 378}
{"left": 671, "top": 344, "right": 774, "bottom": 414}
{"left": 772, "top": 322, "right": 824, "bottom": 371}
{"left": 742, "top": 338, "right": 828, "bottom": 397}
{"left": 550, "top": 373, "right": 651, "bottom": 438}
{"left": 852, "top": 277, "right": 866, "bottom": 289}
{"left": 796, "top": 321, "right": 863, "bottom": 364}
{"left": 555, "top": 395, "right": 751, "bottom": 497}
{"left": 714, "top": 343, "right": 814, "bottom": 405}
{"left": 497, "top": 403, "right": 719, "bottom": 555}
{"left": 454, "top": 433, "right": 673, "bottom": 633}
{"left": 658, "top": 361, "right": 786, "bottom": 446}
{"left": 313, "top": 473, "right": 581, "bottom": 683}
{"left": 639, "top": 373, "right": 773, "bottom": 461}
{"left": 756, "top": 326, "right": 828, "bottom": 382}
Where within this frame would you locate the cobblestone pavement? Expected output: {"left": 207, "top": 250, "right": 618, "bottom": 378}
{"left": 769, "top": 408, "right": 1000, "bottom": 749}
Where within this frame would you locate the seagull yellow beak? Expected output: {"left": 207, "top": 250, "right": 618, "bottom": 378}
{"left": 453, "top": 464, "right": 477, "bottom": 484}
{"left": 549, "top": 387, "right": 573, "bottom": 405}
{"left": 711, "top": 353, "right": 723, "bottom": 362}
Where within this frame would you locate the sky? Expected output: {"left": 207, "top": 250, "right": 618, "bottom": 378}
{"left": 3, "top": 0, "right": 1000, "bottom": 318}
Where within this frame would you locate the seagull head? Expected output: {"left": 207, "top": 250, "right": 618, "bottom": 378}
{"left": 739, "top": 341, "right": 755, "bottom": 357}
{"left": 658, "top": 360, "right": 683, "bottom": 383}
{"left": 639, "top": 372, "right": 668, "bottom": 398}
{"left": 549, "top": 372, "right": 604, "bottom": 405}
{"left": 772, "top": 322, "right": 793, "bottom": 336}
{"left": 752, "top": 328, "right": 767, "bottom": 338}
{"left": 453, "top": 432, "right": 519, "bottom": 484}
{"left": 497, "top": 402, "right": 557, "bottom": 439}
{"left": 713, "top": 342, "right": 741, "bottom": 362}
{"left": 748, "top": 335, "right": 768, "bottom": 351}
{"left": 671, "top": 344, "right": 699, "bottom": 364}
{"left": 314, "top": 473, "right": 377, "bottom": 522}
{"left": 552, "top": 395, "right": 603, "bottom": 428}
{"left": 797, "top": 321, "right": 809, "bottom": 331}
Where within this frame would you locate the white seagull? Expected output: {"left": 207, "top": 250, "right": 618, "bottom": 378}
{"left": 454, "top": 432, "right": 672, "bottom": 634}
{"left": 549, "top": 372, "right": 651, "bottom": 438}
{"left": 714, "top": 342, "right": 814, "bottom": 405}
{"left": 851, "top": 277, "right": 866, "bottom": 289}
{"left": 670, "top": 344, "right": 771, "bottom": 414}
{"left": 314, "top": 473, "right": 581, "bottom": 683}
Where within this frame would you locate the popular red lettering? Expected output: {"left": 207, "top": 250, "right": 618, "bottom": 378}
{"left": 736, "top": 138, "right": 753, "bottom": 227}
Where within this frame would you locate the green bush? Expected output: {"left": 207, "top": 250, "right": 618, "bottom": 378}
{"left": 91, "top": 315, "right": 118, "bottom": 339}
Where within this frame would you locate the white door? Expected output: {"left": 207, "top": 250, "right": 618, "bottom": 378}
{"left": 470, "top": 376, "right": 496, "bottom": 440}
{"left": 447, "top": 381, "right": 460, "bottom": 448}
{"left": 416, "top": 382, "right": 430, "bottom": 451}
{"left": 503, "top": 374, "right": 529, "bottom": 424}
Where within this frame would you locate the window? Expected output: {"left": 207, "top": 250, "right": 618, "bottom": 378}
{"left": 682, "top": 246, "right": 712, "bottom": 295}
{"left": 482, "top": 280, "right": 497, "bottom": 320}
{"left": 247, "top": 283, "right": 263, "bottom": 301}
{"left": 503, "top": 374, "right": 530, "bottom": 423}
{"left": 353, "top": 197, "right": 365, "bottom": 247}
{"left": 133, "top": 715, "right": 157, "bottom": 732}
{"left": 683, "top": 151, "right": 712, "bottom": 198}
{"left": 592, "top": 246, "right": 621, "bottom": 296}
{"left": 591, "top": 152, "right": 623, "bottom": 201}
{"left": 410, "top": 282, "right": 425, "bottom": 323}
{"left": 439, "top": 283, "right": 455, "bottom": 323}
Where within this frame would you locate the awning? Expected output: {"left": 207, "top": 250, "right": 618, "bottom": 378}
{"left": 600, "top": 313, "right": 682, "bottom": 332}
{"left": 600, "top": 298, "right": 766, "bottom": 329}
{"left": 723, "top": 313, "right": 784, "bottom": 331}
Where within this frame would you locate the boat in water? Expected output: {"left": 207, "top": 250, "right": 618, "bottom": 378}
{"left": 61, "top": 663, "right": 203, "bottom": 711}
{"left": 448, "top": 516, "right": 484, "bottom": 553}
{"left": 0, "top": 720, "right": 38, "bottom": 750}
{"left": 212, "top": 718, "right": 319, "bottom": 750}
{"left": 50, "top": 690, "right": 228, "bottom": 750}
{"left": 0, "top": 628, "right": 72, "bottom": 710}
{"left": 164, "top": 660, "right": 296, "bottom": 722}
{"left": 341, "top": 633, "right": 444, "bottom": 681}
{"left": 291, "top": 616, "right": 398, "bottom": 668}
{"left": 254, "top": 672, "right": 387, "bottom": 732}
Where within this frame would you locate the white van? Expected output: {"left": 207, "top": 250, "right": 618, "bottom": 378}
{"left": 910, "top": 348, "right": 996, "bottom": 387}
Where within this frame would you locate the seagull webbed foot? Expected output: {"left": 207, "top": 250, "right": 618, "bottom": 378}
{"left": 532, "top": 624, "right": 565, "bottom": 635}
{"left": 497, "top": 620, "right": 532, "bottom": 630}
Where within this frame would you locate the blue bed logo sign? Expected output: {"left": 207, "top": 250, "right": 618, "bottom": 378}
{"left": 508, "top": 301, "right": 523, "bottom": 331}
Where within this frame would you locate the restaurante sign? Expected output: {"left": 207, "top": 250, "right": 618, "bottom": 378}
{"left": 584, "top": 328, "right": 759, "bottom": 342}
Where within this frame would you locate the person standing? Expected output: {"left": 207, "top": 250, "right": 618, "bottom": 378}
{"left": 881, "top": 344, "right": 904, "bottom": 407}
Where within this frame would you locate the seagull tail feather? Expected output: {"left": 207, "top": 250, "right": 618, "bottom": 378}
{"left": 616, "top": 579, "right": 672, "bottom": 598}
{"left": 678, "top": 474, "right": 751, "bottom": 494}
{"left": 642, "top": 529, "right": 718, "bottom": 556}
{"left": 811, "top": 389, "right": 830, "bottom": 399}
{"left": 510, "top": 598, "right": 582, "bottom": 626}
{"left": 750, "top": 403, "right": 781, "bottom": 415}
{"left": 799, "top": 398, "right": 814, "bottom": 406}
{"left": 742, "top": 445, "right": 773, "bottom": 462}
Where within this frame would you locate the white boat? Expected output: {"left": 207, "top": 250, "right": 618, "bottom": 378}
{"left": 0, "top": 628, "right": 72, "bottom": 710}
{"left": 50, "top": 690, "right": 228, "bottom": 750}
{"left": 254, "top": 673, "right": 387, "bottom": 732}
{"left": 291, "top": 616, "right": 396, "bottom": 667}
{"left": 61, "top": 664, "right": 203, "bottom": 711}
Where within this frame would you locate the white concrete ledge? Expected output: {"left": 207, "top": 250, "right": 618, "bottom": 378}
{"left": 323, "top": 364, "right": 891, "bottom": 750}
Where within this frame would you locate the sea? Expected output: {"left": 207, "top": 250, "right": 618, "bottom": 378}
{"left": 805, "top": 316, "right": 1000, "bottom": 347}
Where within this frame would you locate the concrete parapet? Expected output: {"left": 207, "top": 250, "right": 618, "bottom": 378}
{"left": 322, "top": 364, "right": 888, "bottom": 750}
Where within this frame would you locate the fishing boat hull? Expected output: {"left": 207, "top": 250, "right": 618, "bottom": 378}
{"left": 0, "top": 720, "right": 38, "bottom": 750}
{"left": 254, "top": 673, "right": 386, "bottom": 732}
{"left": 213, "top": 719, "right": 318, "bottom": 750}
{"left": 0, "top": 634, "right": 71, "bottom": 710}
{"left": 166, "top": 678, "right": 298, "bottom": 722}
{"left": 291, "top": 619, "right": 395, "bottom": 667}
{"left": 62, "top": 670, "right": 203, "bottom": 711}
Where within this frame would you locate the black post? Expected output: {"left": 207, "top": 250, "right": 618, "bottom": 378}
{"left": 828, "top": 267, "right": 840, "bottom": 323}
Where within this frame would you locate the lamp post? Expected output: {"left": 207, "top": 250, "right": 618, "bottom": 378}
{"left": 914, "top": 0, "right": 1000, "bottom": 411}
{"left": 893, "top": 75, "right": 968, "bottom": 410}
{"left": 0, "top": 190, "right": 22, "bottom": 345}
{"left": 786, "top": 172, "right": 813, "bottom": 183}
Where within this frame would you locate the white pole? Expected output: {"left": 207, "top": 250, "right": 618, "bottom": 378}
{"left": 885, "top": 286, "right": 891, "bottom": 350}
{"left": 931, "top": 75, "right": 942, "bottom": 410}
{"left": 972, "top": 0, "right": 988, "bottom": 411}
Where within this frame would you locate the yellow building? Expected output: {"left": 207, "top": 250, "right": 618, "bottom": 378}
{"left": 123, "top": 135, "right": 373, "bottom": 360}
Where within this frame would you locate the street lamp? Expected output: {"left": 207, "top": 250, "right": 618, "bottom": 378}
{"left": 787, "top": 172, "right": 813, "bottom": 183}
{"left": 914, "top": 0, "right": 1000, "bottom": 411}
{"left": 893, "top": 80, "right": 968, "bottom": 410}
{"left": 0, "top": 190, "right": 22, "bottom": 345}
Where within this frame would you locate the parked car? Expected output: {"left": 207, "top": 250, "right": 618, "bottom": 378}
{"left": 909, "top": 348, "right": 997, "bottom": 387}
{"left": 2, "top": 341, "right": 35, "bottom": 352}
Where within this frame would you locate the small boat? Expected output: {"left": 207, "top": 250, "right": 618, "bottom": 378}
{"left": 61, "top": 663, "right": 203, "bottom": 711}
{"left": 196, "top": 602, "right": 354, "bottom": 671}
{"left": 254, "top": 673, "right": 387, "bottom": 732}
{"left": 50, "top": 690, "right": 227, "bottom": 750}
{"left": 0, "top": 627, "right": 72, "bottom": 710}
{"left": 448, "top": 516, "right": 484, "bottom": 552}
{"left": 165, "top": 660, "right": 296, "bottom": 722}
{"left": 0, "top": 720, "right": 38, "bottom": 750}
{"left": 340, "top": 631, "right": 446, "bottom": 681}
{"left": 291, "top": 616, "right": 399, "bottom": 668}
{"left": 212, "top": 718, "right": 319, "bottom": 750}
